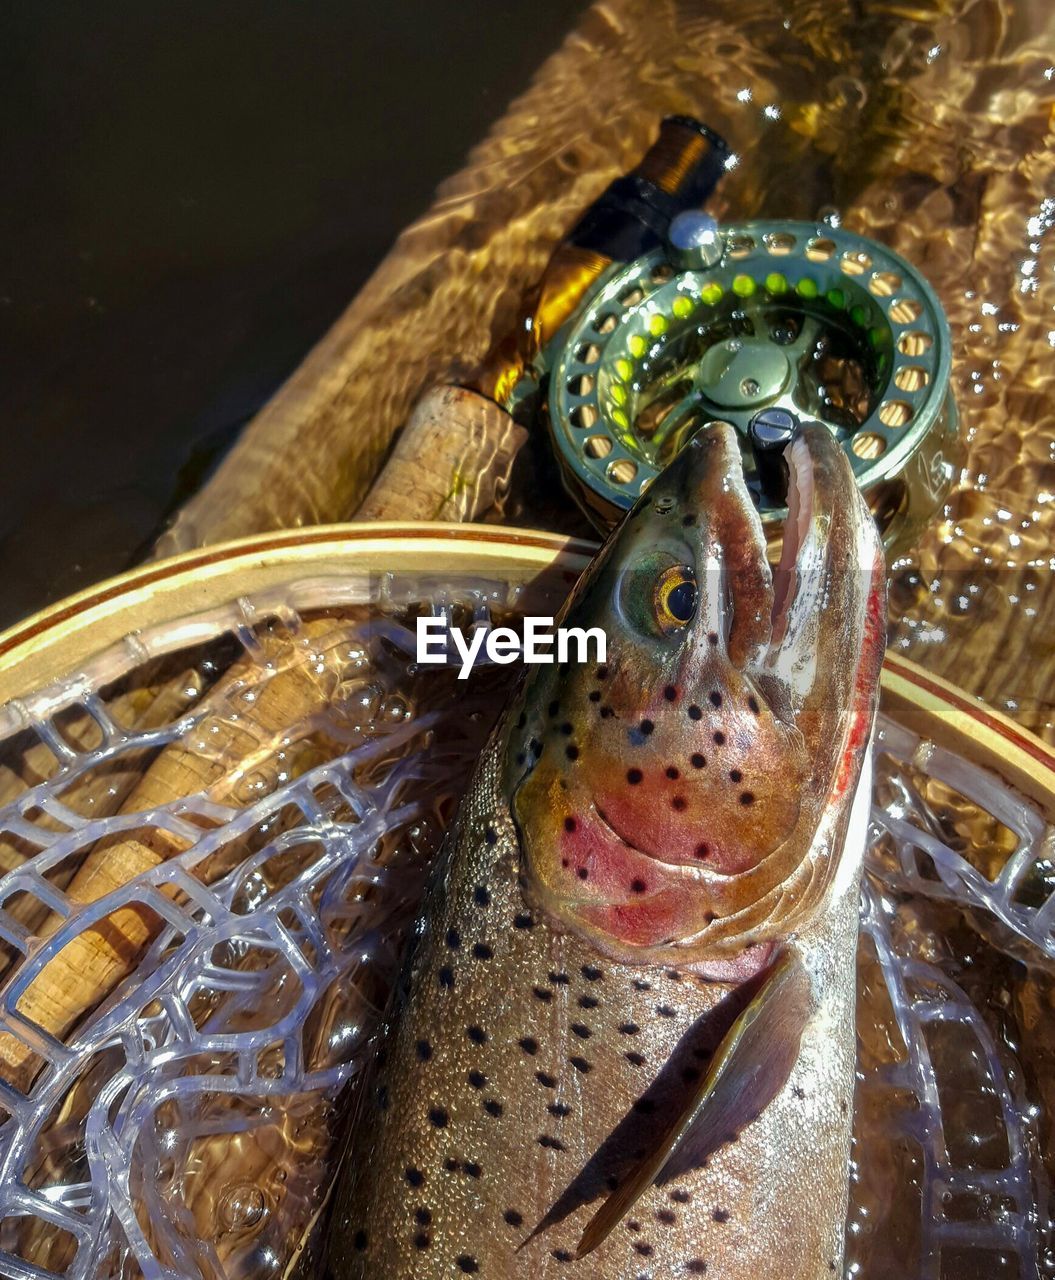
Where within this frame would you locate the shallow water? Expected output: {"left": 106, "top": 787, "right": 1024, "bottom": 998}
{"left": 1, "top": 2, "right": 1054, "bottom": 1277}
{"left": 165, "top": 0, "right": 1055, "bottom": 743}
{"left": 0, "top": 579, "right": 1051, "bottom": 1279}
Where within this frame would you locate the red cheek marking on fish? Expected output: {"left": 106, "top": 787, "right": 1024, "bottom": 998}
{"left": 558, "top": 814, "right": 662, "bottom": 901}
{"left": 579, "top": 891, "right": 694, "bottom": 950}
{"left": 590, "top": 785, "right": 755, "bottom": 875}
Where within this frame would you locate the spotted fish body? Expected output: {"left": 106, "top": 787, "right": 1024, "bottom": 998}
{"left": 326, "top": 423, "right": 886, "bottom": 1278}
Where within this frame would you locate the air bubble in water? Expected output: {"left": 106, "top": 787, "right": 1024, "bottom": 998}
{"left": 218, "top": 1183, "right": 268, "bottom": 1234}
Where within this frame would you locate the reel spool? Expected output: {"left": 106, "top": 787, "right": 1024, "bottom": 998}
{"left": 545, "top": 220, "right": 960, "bottom": 551}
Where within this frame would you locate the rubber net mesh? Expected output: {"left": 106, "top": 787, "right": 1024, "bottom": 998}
{"left": 0, "top": 579, "right": 1046, "bottom": 1280}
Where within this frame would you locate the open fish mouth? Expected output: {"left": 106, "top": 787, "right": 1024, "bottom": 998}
{"left": 510, "top": 418, "right": 886, "bottom": 966}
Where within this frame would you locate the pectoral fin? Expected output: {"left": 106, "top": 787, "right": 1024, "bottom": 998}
{"left": 575, "top": 948, "right": 814, "bottom": 1260}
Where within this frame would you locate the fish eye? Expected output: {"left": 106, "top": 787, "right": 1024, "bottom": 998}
{"left": 654, "top": 565, "right": 698, "bottom": 632}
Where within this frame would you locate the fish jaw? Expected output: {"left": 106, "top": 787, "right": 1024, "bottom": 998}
{"left": 508, "top": 421, "right": 885, "bottom": 969}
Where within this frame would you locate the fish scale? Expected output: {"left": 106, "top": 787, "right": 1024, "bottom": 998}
{"left": 324, "top": 423, "right": 884, "bottom": 1278}
{"left": 326, "top": 747, "right": 861, "bottom": 1278}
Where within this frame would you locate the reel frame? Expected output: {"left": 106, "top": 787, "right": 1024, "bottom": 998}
{"left": 545, "top": 220, "right": 961, "bottom": 552}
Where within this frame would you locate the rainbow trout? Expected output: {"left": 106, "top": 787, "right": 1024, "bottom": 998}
{"left": 325, "top": 421, "right": 886, "bottom": 1278}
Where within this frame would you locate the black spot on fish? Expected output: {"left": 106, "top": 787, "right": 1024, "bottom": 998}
{"left": 571, "top": 1023, "right": 592, "bottom": 1039}
{"left": 472, "top": 942, "right": 493, "bottom": 960}
{"left": 640, "top": 719, "right": 655, "bottom": 735}
{"left": 664, "top": 685, "right": 678, "bottom": 701}
{"left": 530, "top": 738, "right": 543, "bottom": 758}
{"left": 730, "top": 768, "right": 742, "bottom": 782}
{"left": 405, "top": 1166, "right": 424, "bottom": 1187}
{"left": 539, "top": 1134, "right": 566, "bottom": 1151}
{"left": 670, "top": 1188, "right": 691, "bottom": 1204}
{"left": 438, "top": 967, "right": 454, "bottom": 988}
{"left": 632, "top": 979, "right": 651, "bottom": 991}
{"left": 588, "top": 689, "right": 601, "bottom": 702}
{"left": 688, "top": 704, "right": 702, "bottom": 720}
{"left": 740, "top": 791, "right": 755, "bottom": 805}
{"left": 627, "top": 767, "right": 643, "bottom": 784}
{"left": 464, "top": 1161, "right": 482, "bottom": 1178}
{"left": 474, "top": 885, "right": 491, "bottom": 907}
{"left": 569, "top": 1055, "right": 592, "bottom": 1074}
{"left": 596, "top": 665, "right": 609, "bottom": 680}
{"left": 713, "top": 1207, "right": 730, "bottom": 1223}
{"left": 560, "top": 721, "right": 574, "bottom": 736}
{"left": 445, "top": 928, "right": 461, "bottom": 949}
{"left": 666, "top": 765, "right": 681, "bottom": 781}
{"left": 630, "top": 878, "right": 647, "bottom": 894}
{"left": 536, "top": 1072, "right": 557, "bottom": 1088}
{"left": 582, "top": 965, "right": 603, "bottom": 981}
{"left": 577, "top": 867, "right": 588, "bottom": 880}
{"left": 548, "top": 1102, "right": 571, "bottom": 1117}
{"left": 713, "top": 730, "right": 725, "bottom": 745}
{"left": 748, "top": 695, "right": 760, "bottom": 714}
{"left": 671, "top": 795, "right": 687, "bottom": 811}
{"left": 468, "top": 1070, "right": 487, "bottom": 1089}
{"left": 634, "top": 1242, "right": 654, "bottom": 1257}
{"left": 566, "top": 744, "right": 579, "bottom": 761}
{"left": 691, "top": 752, "right": 706, "bottom": 768}
{"left": 484, "top": 1099, "right": 504, "bottom": 1117}
{"left": 620, "top": 1022, "right": 640, "bottom": 1035}
{"left": 695, "top": 843, "right": 710, "bottom": 860}
{"left": 600, "top": 705, "right": 614, "bottom": 719}
{"left": 533, "top": 986, "right": 553, "bottom": 1002}
{"left": 428, "top": 1107, "right": 449, "bottom": 1128}
{"left": 514, "top": 913, "right": 534, "bottom": 929}
{"left": 519, "top": 1036, "right": 538, "bottom": 1055}
{"left": 656, "top": 1208, "right": 676, "bottom": 1224}
{"left": 708, "top": 631, "right": 719, "bottom": 644}
{"left": 550, "top": 972, "right": 570, "bottom": 985}
{"left": 686, "top": 1261, "right": 708, "bottom": 1274}
{"left": 466, "top": 1025, "right": 487, "bottom": 1044}
{"left": 578, "top": 995, "right": 599, "bottom": 1010}
{"left": 444, "top": 1158, "right": 460, "bottom": 1171}
{"left": 552, "top": 1250, "right": 574, "bottom": 1263}
{"left": 456, "top": 1256, "right": 479, "bottom": 1273}
{"left": 793, "top": 1085, "right": 806, "bottom": 1099}
{"left": 682, "top": 513, "right": 696, "bottom": 526}
{"left": 415, "top": 1207, "right": 432, "bottom": 1226}
{"left": 709, "top": 690, "right": 722, "bottom": 708}
{"left": 656, "top": 1005, "right": 677, "bottom": 1018}
{"left": 484, "top": 825, "right": 498, "bottom": 845}
{"left": 504, "top": 1209, "right": 523, "bottom": 1227}
{"left": 564, "top": 816, "right": 577, "bottom": 832}
{"left": 416, "top": 1040, "right": 432, "bottom": 1061}
{"left": 414, "top": 1232, "right": 430, "bottom": 1250}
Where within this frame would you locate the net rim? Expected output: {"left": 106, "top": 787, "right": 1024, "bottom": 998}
{"left": 0, "top": 520, "right": 1051, "bottom": 821}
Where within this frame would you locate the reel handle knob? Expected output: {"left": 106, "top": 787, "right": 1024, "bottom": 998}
{"left": 748, "top": 407, "right": 800, "bottom": 506}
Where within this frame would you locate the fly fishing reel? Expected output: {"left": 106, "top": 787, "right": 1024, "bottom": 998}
{"left": 544, "top": 218, "right": 960, "bottom": 550}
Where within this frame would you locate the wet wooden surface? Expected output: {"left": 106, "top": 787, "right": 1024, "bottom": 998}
{"left": 160, "top": 0, "right": 1055, "bottom": 742}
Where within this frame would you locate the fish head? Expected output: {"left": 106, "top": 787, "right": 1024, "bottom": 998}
{"left": 506, "top": 420, "right": 885, "bottom": 974}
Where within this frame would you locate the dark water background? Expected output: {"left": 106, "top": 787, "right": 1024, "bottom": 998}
{"left": 0, "top": 0, "right": 585, "bottom": 627}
